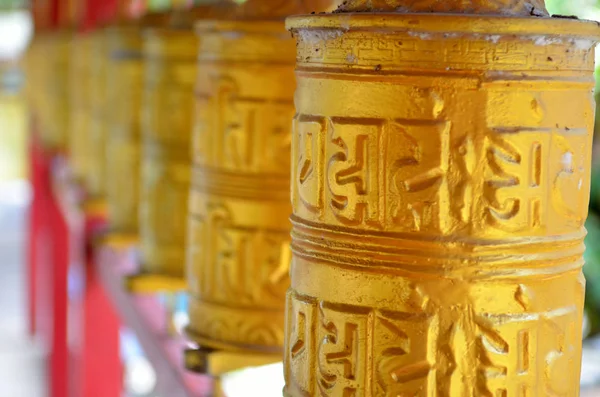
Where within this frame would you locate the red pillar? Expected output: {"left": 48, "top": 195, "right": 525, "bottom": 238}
{"left": 79, "top": 0, "right": 124, "bottom": 394}
{"left": 83, "top": 252, "right": 123, "bottom": 397}
{"left": 48, "top": 160, "right": 69, "bottom": 397}
{"left": 82, "top": 214, "right": 123, "bottom": 397}
{"left": 27, "top": 130, "right": 42, "bottom": 336}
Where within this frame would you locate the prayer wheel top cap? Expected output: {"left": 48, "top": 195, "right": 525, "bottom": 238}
{"left": 195, "top": 19, "right": 290, "bottom": 34}
{"left": 287, "top": 11, "right": 600, "bottom": 38}
{"left": 332, "top": 0, "right": 549, "bottom": 16}
{"left": 205, "top": 0, "right": 337, "bottom": 20}
{"left": 142, "top": 27, "right": 197, "bottom": 60}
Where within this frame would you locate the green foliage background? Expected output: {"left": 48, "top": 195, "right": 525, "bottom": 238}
{"left": 546, "top": 0, "right": 571, "bottom": 15}
{"left": 0, "top": 0, "right": 26, "bottom": 10}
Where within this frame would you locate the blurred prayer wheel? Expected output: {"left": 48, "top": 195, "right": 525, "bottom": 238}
{"left": 86, "top": 31, "right": 109, "bottom": 212}
{"left": 69, "top": 33, "right": 93, "bottom": 185}
{"left": 138, "top": 26, "right": 197, "bottom": 283}
{"left": 284, "top": 2, "right": 600, "bottom": 396}
{"left": 104, "top": 26, "right": 144, "bottom": 239}
{"left": 37, "top": 31, "right": 71, "bottom": 152}
{"left": 104, "top": 13, "right": 173, "bottom": 242}
{"left": 185, "top": 20, "right": 296, "bottom": 354}
{"left": 24, "top": 38, "right": 41, "bottom": 124}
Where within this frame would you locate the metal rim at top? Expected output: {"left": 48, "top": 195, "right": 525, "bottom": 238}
{"left": 195, "top": 19, "right": 289, "bottom": 35}
{"left": 142, "top": 26, "right": 194, "bottom": 37}
{"left": 142, "top": 27, "right": 197, "bottom": 59}
{"left": 286, "top": 13, "right": 600, "bottom": 39}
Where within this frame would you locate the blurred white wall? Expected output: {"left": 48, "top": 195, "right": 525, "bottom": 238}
{"left": 0, "top": 9, "right": 32, "bottom": 182}
{"left": 0, "top": 9, "right": 32, "bottom": 61}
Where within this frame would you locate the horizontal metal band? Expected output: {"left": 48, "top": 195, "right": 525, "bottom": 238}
{"left": 142, "top": 141, "right": 189, "bottom": 161}
{"left": 291, "top": 214, "right": 585, "bottom": 278}
{"left": 192, "top": 166, "right": 289, "bottom": 200}
{"left": 187, "top": 298, "right": 285, "bottom": 354}
{"left": 110, "top": 51, "right": 143, "bottom": 61}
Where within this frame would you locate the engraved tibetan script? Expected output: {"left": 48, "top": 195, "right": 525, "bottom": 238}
{"left": 189, "top": 201, "right": 289, "bottom": 305}
{"left": 195, "top": 76, "right": 294, "bottom": 173}
{"left": 293, "top": 113, "right": 589, "bottom": 236}
{"left": 293, "top": 115, "right": 452, "bottom": 232}
{"left": 286, "top": 293, "right": 580, "bottom": 396}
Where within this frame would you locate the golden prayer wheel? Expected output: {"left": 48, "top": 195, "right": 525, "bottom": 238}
{"left": 104, "top": 25, "right": 145, "bottom": 240}
{"left": 185, "top": 20, "right": 296, "bottom": 355}
{"left": 29, "top": 34, "right": 49, "bottom": 142}
{"left": 86, "top": 31, "right": 109, "bottom": 212}
{"left": 37, "top": 31, "right": 71, "bottom": 152}
{"left": 24, "top": 37, "right": 43, "bottom": 127}
{"left": 137, "top": 26, "right": 197, "bottom": 286}
{"left": 284, "top": 2, "right": 600, "bottom": 395}
{"left": 68, "top": 33, "right": 93, "bottom": 184}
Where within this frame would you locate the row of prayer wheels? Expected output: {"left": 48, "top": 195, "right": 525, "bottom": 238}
{"left": 25, "top": 0, "right": 600, "bottom": 394}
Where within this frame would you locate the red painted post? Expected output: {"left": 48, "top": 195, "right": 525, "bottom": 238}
{"left": 83, "top": 249, "right": 123, "bottom": 397}
{"left": 79, "top": 0, "right": 124, "bottom": 394}
{"left": 48, "top": 159, "right": 69, "bottom": 397}
{"left": 28, "top": 144, "right": 70, "bottom": 397}
{"left": 27, "top": 129, "right": 42, "bottom": 336}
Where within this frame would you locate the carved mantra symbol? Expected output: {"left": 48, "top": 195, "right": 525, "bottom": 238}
{"left": 377, "top": 315, "right": 432, "bottom": 390}
{"left": 391, "top": 121, "right": 450, "bottom": 231}
{"left": 328, "top": 122, "right": 380, "bottom": 225}
{"left": 291, "top": 311, "right": 306, "bottom": 358}
{"left": 199, "top": 204, "right": 232, "bottom": 300}
{"left": 332, "top": 135, "right": 368, "bottom": 194}
{"left": 225, "top": 101, "right": 256, "bottom": 169}
{"left": 325, "top": 323, "right": 358, "bottom": 380}
{"left": 295, "top": 117, "right": 325, "bottom": 215}
{"left": 479, "top": 327, "right": 533, "bottom": 395}
{"left": 456, "top": 135, "right": 476, "bottom": 223}
{"left": 485, "top": 135, "right": 544, "bottom": 230}
{"left": 298, "top": 130, "right": 314, "bottom": 185}
{"left": 319, "top": 320, "right": 359, "bottom": 397}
